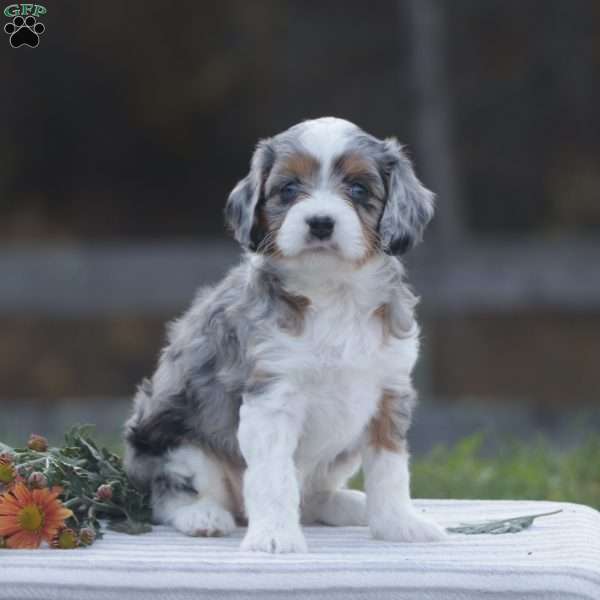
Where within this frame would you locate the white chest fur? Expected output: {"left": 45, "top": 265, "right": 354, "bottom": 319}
{"left": 252, "top": 255, "right": 419, "bottom": 470}
{"left": 293, "top": 296, "right": 386, "bottom": 464}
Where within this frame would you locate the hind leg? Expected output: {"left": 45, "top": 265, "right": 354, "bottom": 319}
{"left": 152, "top": 445, "right": 238, "bottom": 537}
{"left": 302, "top": 450, "right": 367, "bottom": 526}
{"left": 303, "top": 489, "right": 367, "bottom": 526}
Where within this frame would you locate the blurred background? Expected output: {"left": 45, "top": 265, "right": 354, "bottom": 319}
{"left": 1, "top": 1, "right": 599, "bottom": 504}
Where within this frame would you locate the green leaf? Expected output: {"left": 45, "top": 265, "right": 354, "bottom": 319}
{"left": 447, "top": 509, "right": 563, "bottom": 534}
{"left": 108, "top": 519, "right": 153, "bottom": 535}
{"left": 0, "top": 441, "right": 13, "bottom": 454}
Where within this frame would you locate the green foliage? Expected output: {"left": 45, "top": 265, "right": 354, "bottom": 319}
{"left": 446, "top": 509, "right": 563, "bottom": 534}
{"left": 2, "top": 426, "right": 152, "bottom": 537}
{"left": 351, "top": 433, "right": 600, "bottom": 509}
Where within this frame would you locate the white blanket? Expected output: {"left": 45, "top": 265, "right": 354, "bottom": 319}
{"left": 2, "top": 500, "right": 599, "bottom": 600}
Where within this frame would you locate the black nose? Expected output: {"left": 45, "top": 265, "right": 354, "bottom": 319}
{"left": 306, "top": 216, "right": 335, "bottom": 240}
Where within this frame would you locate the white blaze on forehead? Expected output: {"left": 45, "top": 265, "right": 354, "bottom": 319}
{"left": 297, "top": 117, "right": 358, "bottom": 173}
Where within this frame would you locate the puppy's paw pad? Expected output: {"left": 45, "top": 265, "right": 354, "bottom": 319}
{"left": 172, "top": 501, "right": 235, "bottom": 537}
{"left": 240, "top": 525, "right": 308, "bottom": 553}
{"left": 371, "top": 510, "right": 447, "bottom": 543}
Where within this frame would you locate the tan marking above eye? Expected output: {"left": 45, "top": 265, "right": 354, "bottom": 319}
{"left": 278, "top": 152, "right": 320, "bottom": 181}
{"left": 334, "top": 152, "right": 374, "bottom": 180}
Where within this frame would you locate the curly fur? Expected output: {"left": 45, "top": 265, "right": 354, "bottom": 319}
{"left": 124, "top": 117, "right": 445, "bottom": 551}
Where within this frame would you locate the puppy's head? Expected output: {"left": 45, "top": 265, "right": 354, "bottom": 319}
{"left": 225, "top": 117, "right": 434, "bottom": 261}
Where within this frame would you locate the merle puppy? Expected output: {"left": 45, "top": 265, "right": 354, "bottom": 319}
{"left": 124, "top": 117, "right": 446, "bottom": 553}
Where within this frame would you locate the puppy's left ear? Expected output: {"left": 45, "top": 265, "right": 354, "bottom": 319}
{"left": 378, "top": 138, "right": 435, "bottom": 255}
{"left": 224, "top": 139, "right": 275, "bottom": 250}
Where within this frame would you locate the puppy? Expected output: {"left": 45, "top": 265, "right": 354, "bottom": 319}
{"left": 124, "top": 117, "right": 446, "bottom": 552}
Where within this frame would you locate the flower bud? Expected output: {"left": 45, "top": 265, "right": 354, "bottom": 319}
{"left": 0, "top": 457, "right": 16, "bottom": 485}
{"left": 0, "top": 452, "right": 14, "bottom": 464}
{"left": 27, "top": 434, "right": 48, "bottom": 453}
{"left": 95, "top": 484, "right": 113, "bottom": 502}
{"left": 78, "top": 527, "right": 96, "bottom": 546}
{"left": 51, "top": 528, "right": 79, "bottom": 549}
{"left": 27, "top": 471, "right": 48, "bottom": 489}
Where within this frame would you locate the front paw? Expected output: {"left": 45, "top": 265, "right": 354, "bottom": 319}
{"left": 241, "top": 524, "right": 308, "bottom": 553}
{"left": 370, "top": 508, "right": 447, "bottom": 543}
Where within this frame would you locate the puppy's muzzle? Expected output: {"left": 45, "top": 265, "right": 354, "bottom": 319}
{"left": 306, "top": 216, "right": 335, "bottom": 240}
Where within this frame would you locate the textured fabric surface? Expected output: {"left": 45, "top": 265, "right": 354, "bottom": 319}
{"left": 2, "top": 500, "right": 599, "bottom": 600}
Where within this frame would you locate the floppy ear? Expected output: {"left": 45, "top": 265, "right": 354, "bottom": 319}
{"left": 378, "top": 138, "right": 435, "bottom": 255}
{"left": 224, "top": 139, "right": 275, "bottom": 250}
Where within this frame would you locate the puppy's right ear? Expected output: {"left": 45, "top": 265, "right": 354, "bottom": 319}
{"left": 224, "top": 139, "right": 275, "bottom": 250}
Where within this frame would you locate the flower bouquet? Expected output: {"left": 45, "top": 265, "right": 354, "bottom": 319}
{"left": 0, "top": 426, "right": 151, "bottom": 549}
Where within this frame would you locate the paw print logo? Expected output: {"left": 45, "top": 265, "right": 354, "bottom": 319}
{"left": 4, "top": 15, "right": 45, "bottom": 48}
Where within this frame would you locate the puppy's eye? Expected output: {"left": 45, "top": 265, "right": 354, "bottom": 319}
{"left": 280, "top": 182, "right": 300, "bottom": 203}
{"left": 349, "top": 182, "right": 369, "bottom": 203}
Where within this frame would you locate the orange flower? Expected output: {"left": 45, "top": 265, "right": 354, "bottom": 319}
{"left": 0, "top": 482, "right": 72, "bottom": 549}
